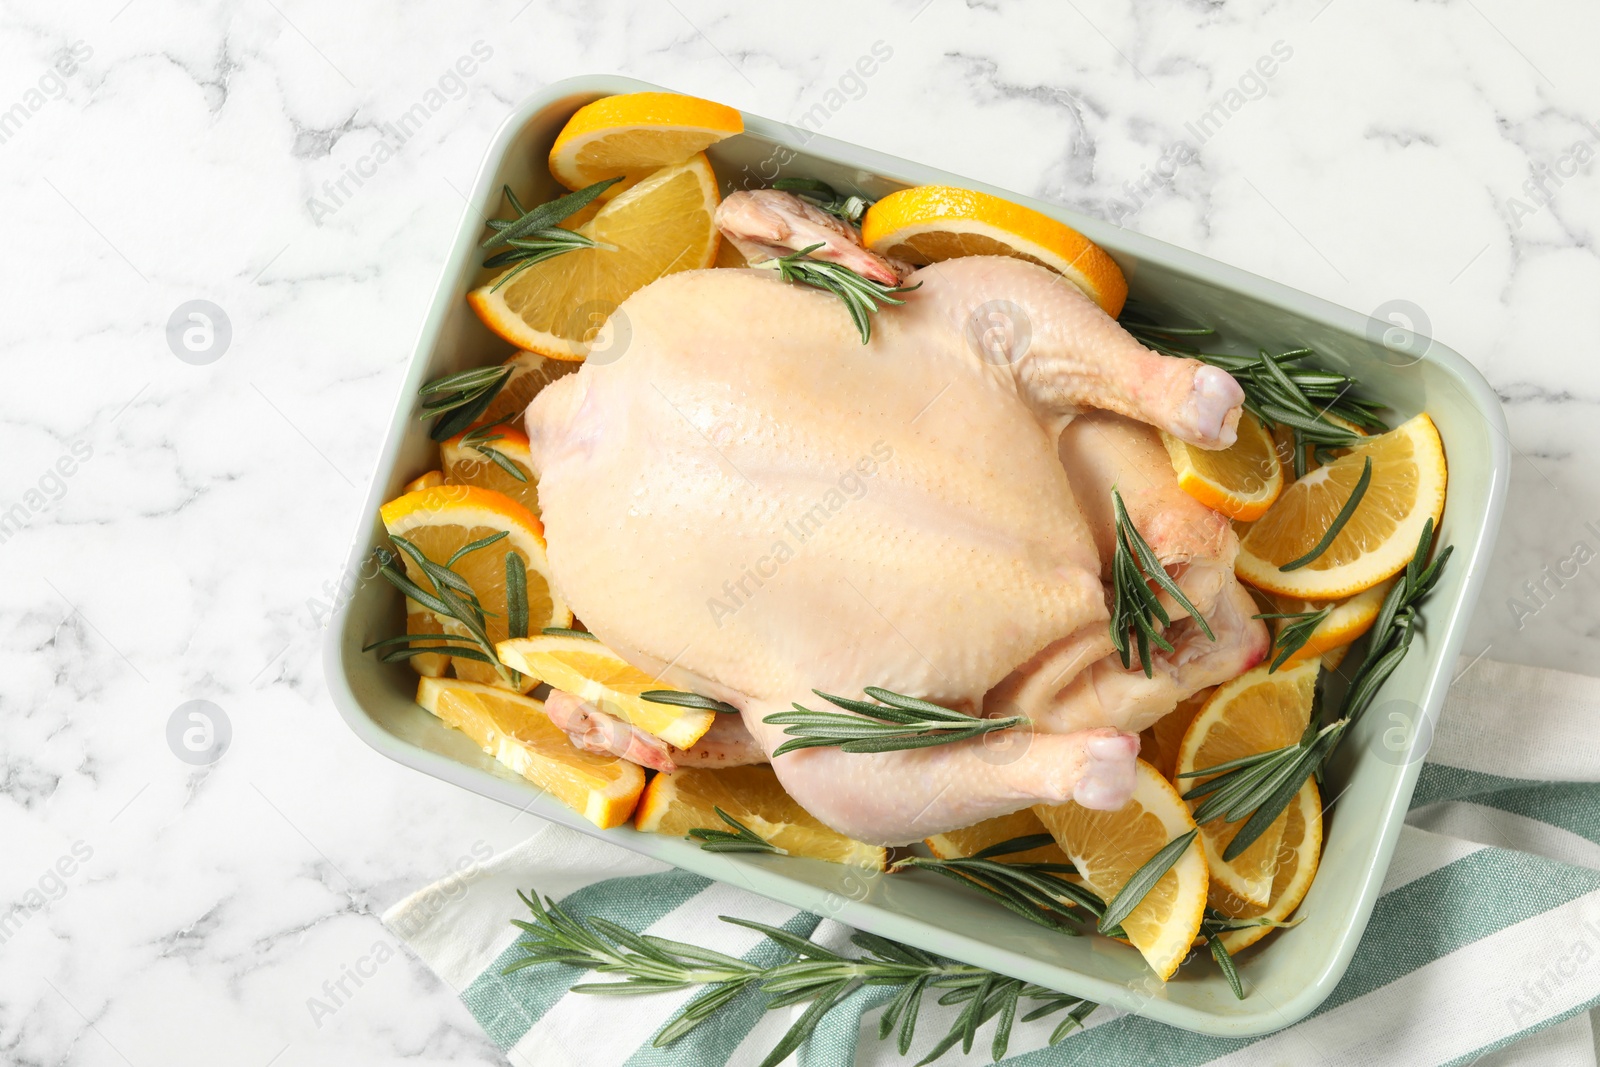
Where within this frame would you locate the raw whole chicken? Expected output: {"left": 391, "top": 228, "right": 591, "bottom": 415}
{"left": 523, "top": 200, "right": 1266, "bottom": 846}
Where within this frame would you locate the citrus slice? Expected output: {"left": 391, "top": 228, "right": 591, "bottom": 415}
{"left": 1163, "top": 412, "right": 1282, "bottom": 521}
{"left": 1032, "top": 760, "right": 1207, "bottom": 979}
{"left": 1211, "top": 778, "right": 1322, "bottom": 954}
{"left": 1174, "top": 662, "right": 1318, "bottom": 908}
{"left": 476, "top": 350, "right": 579, "bottom": 428}
{"left": 441, "top": 427, "right": 541, "bottom": 517}
{"left": 405, "top": 597, "right": 451, "bottom": 677}
{"left": 926, "top": 808, "right": 1072, "bottom": 866}
{"left": 468, "top": 154, "right": 722, "bottom": 360}
{"left": 1236, "top": 413, "right": 1447, "bottom": 599}
{"left": 379, "top": 485, "right": 571, "bottom": 689}
{"left": 635, "top": 764, "right": 886, "bottom": 871}
{"left": 1265, "top": 579, "right": 1394, "bottom": 668}
{"left": 1321, "top": 645, "right": 1349, "bottom": 670}
{"left": 1139, "top": 687, "right": 1214, "bottom": 781}
{"left": 495, "top": 634, "right": 715, "bottom": 749}
{"left": 403, "top": 470, "right": 445, "bottom": 493}
{"left": 860, "top": 185, "right": 1128, "bottom": 317}
{"left": 416, "top": 677, "right": 643, "bottom": 828}
{"left": 549, "top": 92, "right": 743, "bottom": 196}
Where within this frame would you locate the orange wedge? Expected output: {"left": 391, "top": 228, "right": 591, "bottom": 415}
{"left": 416, "top": 678, "right": 643, "bottom": 828}
{"left": 1265, "top": 579, "right": 1394, "bottom": 668}
{"left": 404, "top": 597, "right": 451, "bottom": 677}
{"left": 549, "top": 92, "right": 743, "bottom": 196}
{"left": 469, "top": 154, "right": 721, "bottom": 360}
{"left": 495, "top": 634, "right": 715, "bottom": 749}
{"left": 403, "top": 470, "right": 445, "bottom": 493}
{"left": 925, "top": 809, "right": 1072, "bottom": 866}
{"left": 1033, "top": 761, "right": 1207, "bottom": 979}
{"left": 1163, "top": 412, "right": 1282, "bottom": 521}
{"left": 1175, "top": 662, "right": 1317, "bottom": 908}
{"left": 379, "top": 485, "right": 570, "bottom": 689}
{"left": 861, "top": 185, "right": 1127, "bottom": 317}
{"left": 1237, "top": 414, "right": 1446, "bottom": 599}
{"left": 441, "top": 428, "right": 540, "bottom": 518}
{"left": 1139, "top": 688, "right": 1214, "bottom": 781}
{"left": 635, "top": 764, "right": 886, "bottom": 871}
{"left": 1211, "top": 779, "right": 1322, "bottom": 954}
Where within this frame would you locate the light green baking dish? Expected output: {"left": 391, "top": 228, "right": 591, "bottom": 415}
{"left": 324, "top": 74, "right": 1508, "bottom": 1036}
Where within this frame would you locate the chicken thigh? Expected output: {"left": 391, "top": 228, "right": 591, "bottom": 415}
{"left": 524, "top": 255, "right": 1256, "bottom": 844}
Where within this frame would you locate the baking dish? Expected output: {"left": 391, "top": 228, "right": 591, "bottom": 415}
{"left": 324, "top": 74, "right": 1508, "bottom": 1036}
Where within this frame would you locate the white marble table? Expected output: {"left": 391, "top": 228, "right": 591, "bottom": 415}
{"left": 2, "top": 1, "right": 1596, "bottom": 1063}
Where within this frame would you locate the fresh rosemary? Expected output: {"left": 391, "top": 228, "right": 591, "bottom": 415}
{"left": 889, "top": 855, "right": 1104, "bottom": 934}
{"left": 774, "top": 243, "right": 920, "bottom": 344}
{"left": 642, "top": 690, "right": 742, "bottom": 714}
{"left": 764, "top": 687, "right": 1028, "bottom": 757}
{"left": 504, "top": 889, "right": 1099, "bottom": 1065}
{"left": 771, "top": 177, "right": 872, "bottom": 224}
{"left": 482, "top": 176, "right": 621, "bottom": 291}
{"left": 1119, "top": 309, "right": 1387, "bottom": 478}
{"left": 1180, "top": 519, "right": 1451, "bottom": 860}
{"left": 1255, "top": 606, "right": 1332, "bottom": 672}
{"left": 1110, "top": 488, "right": 1214, "bottom": 678}
{"left": 688, "top": 808, "right": 785, "bottom": 855}
{"left": 418, "top": 365, "right": 514, "bottom": 441}
{"left": 1098, "top": 829, "right": 1198, "bottom": 934}
{"left": 1280, "top": 456, "right": 1372, "bottom": 571}
{"left": 366, "top": 532, "right": 530, "bottom": 687}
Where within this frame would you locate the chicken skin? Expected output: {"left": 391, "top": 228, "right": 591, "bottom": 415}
{"left": 524, "top": 254, "right": 1261, "bottom": 844}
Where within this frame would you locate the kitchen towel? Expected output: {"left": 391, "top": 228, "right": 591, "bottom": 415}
{"left": 383, "top": 658, "right": 1600, "bottom": 1066}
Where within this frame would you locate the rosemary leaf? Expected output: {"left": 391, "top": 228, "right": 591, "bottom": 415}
{"left": 1099, "top": 830, "right": 1197, "bottom": 934}
{"left": 482, "top": 176, "right": 620, "bottom": 250}
{"left": 1280, "top": 456, "right": 1373, "bottom": 571}
{"left": 506, "top": 552, "right": 529, "bottom": 640}
{"left": 969, "top": 833, "right": 1062, "bottom": 860}
{"left": 642, "top": 690, "right": 742, "bottom": 714}
{"left": 687, "top": 808, "right": 785, "bottom": 855}
{"left": 1209, "top": 936, "right": 1245, "bottom": 1000}
{"left": 1256, "top": 606, "right": 1331, "bottom": 672}
{"left": 542, "top": 626, "right": 598, "bottom": 640}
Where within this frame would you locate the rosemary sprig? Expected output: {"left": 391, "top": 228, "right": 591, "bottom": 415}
{"left": 1110, "top": 489, "right": 1214, "bottom": 678}
{"left": 764, "top": 687, "right": 1027, "bottom": 757}
{"left": 771, "top": 177, "right": 872, "bottom": 224}
{"left": 642, "top": 690, "right": 742, "bottom": 714}
{"left": 1180, "top": 518, "right": 1451, "bottom": 860}
{"left": 417, "top": 365, "right": 514, "bottom": 441}
{"left": 1119, "top": 309, "right": 1388, "bottom": 477}
{"left": 890, "top": 855, "right": 1105, "bottom": 934}
{"left": 368, "top": 534, "right": 523, "bottom": 686}
{"left": 481, "top": 177, "right": 622, "bottom": 291}
{"left": 504, "top": 889, "right": 1098, "bottom": 1065}
{"left": 1255, "top": 606, "right": 1332, "bottom": 672}
{"left": 773, "top": 243, "right": 920, "bottom": 344}
{"left": 688, "top": 808, "right": 785, "bottom": 854}
{"left": 1280, "top": 456, "right": 1372, "bottom": 571}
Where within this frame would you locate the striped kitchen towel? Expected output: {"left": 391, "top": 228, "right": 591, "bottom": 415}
{"left": 383, "top": 658, "right": 1600, "bottom": 1066}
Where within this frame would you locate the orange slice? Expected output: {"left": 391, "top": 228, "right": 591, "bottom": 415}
{"left": 1266, "top": 579, "right": 1394, "bottom": 668}
{"left": 925, "top": 809, "right": 1072, "bottom": 866}
{"left": 1174, "top": 662, "right": 1317, "bottom": 908}
{"left": 476, "top": 350, "right": 579, "bottom": 428}
{"left": 635, "top": 764, "right": 886, "bottom": 870}
{"left": 861, "top": 185, "right": 1127, "bottom": 317}
{"left": 469, "top": 154, "right": 721, "bottom": 360}
{"left": 416, "top": 678, "right": 642, "bottom": 828}
{"left": 1163, "top": 412, "right": 1282, "bottom": 521}
{"left": 1237, "top": 414, "right": 1447, "bottom": 599}
{"left": 1033, "top": 761, "right": 1207, "bottom": 979}
{"left": 549, "top": 92, "right": 743, "bottom": 196}
{"left": 1139, "top": 687, "right": 1214, "bottom": 781}
{"left": 1211, "top": 779, "right": 1322, "bottom": 954}
{"left": 441, "top": 427, "right": 540, "bottom": 518}
{"left": 379, "top": 485, "right": 570, "bottom": 689}
{"left": 495, "top": 634, "right": 715, "bottom": 749}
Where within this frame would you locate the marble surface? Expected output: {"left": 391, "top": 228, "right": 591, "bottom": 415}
{"left": 2, "top": 0, "right": 1597, "bottom": 1063}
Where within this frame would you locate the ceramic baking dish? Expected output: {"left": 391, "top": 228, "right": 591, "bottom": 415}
{"left": 324, "top": 74, "right": 1508, "bottom": 1036}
